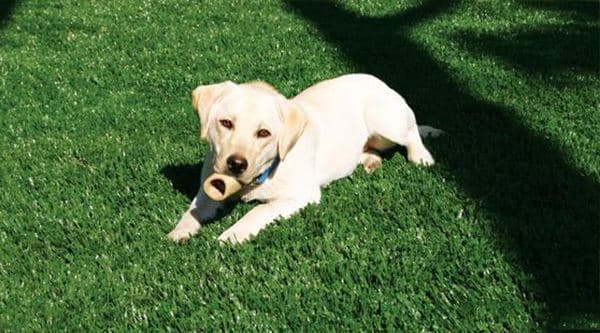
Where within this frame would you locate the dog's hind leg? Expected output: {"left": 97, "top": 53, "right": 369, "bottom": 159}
{"left": 364, "top": 90, "right": 436, "bottom": 166}
{"left": 359, "top": 136, "right": 393, "bottom": 173}
{"left": 359, "top": 151, "right": 383, "bottom": 173}
{"left": 405, "top": 127, "right": 435, "bottom": 166}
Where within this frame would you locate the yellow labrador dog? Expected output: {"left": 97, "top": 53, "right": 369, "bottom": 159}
{"left": 168, "top": 74, "right": 441, "bottom": 244}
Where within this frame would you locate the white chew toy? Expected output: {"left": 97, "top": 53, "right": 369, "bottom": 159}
{"left": 203, "top": 173, "right": 242, "bottom": 201}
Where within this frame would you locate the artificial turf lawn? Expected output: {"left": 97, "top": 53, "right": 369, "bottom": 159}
{"left": 0, "top": 0, "right": 598, "bottom": 330}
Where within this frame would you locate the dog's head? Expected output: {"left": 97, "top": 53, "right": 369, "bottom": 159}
{"left": 191, "top": 81, "right": 307, "bottom": 184}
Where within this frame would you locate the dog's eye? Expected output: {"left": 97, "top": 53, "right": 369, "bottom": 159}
{"left": 219, "top": 119, "right": 233, "bottom": 129}
{"left": 256, "top": 129, "right": 271, "bottom": 138}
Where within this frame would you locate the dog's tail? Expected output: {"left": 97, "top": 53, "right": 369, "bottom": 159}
{"left": 418, "top": 125, "right": 444, "bottom": 138}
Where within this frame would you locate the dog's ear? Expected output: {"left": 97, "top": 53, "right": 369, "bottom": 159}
{"left": 278, "top": 101, "right": 308, "bottom": 160}
{"left": 191, "top": 81, "right": 235, "bottom": 139}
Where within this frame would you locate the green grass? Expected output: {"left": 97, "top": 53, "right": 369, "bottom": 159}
{"left": 1, "top": 0, "right": 598, "bottom": 331}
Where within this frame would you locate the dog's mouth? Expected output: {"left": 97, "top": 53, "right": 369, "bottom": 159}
{"left": 212, "top": 167, "right": 253, "bottom": 186}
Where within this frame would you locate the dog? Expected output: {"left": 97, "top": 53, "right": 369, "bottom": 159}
{"left": 167, "top": 74, "right": 442, "bottom": 244}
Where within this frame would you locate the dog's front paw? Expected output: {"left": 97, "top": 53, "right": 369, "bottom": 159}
{"left": 217, "top": 224, "right": 257, "bottom": 245}
{"left": 167, "top": 221, "right": 200, "bottom": 243}
{"left": 167, "top": 228, "right": 194, "bottom": 243}
{"left": 167, "top": 215, "right": 201, "bottom": 243}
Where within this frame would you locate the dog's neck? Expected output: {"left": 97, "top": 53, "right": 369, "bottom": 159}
{"left": 254, "top": 156, "right": 280, "bottom": 185}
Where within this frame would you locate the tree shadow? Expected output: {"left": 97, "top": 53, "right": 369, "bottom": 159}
{"left": 523, "top": 1, "right": 599, "bottom": 22}
{"left": 285, "top": 0, "right": 598, "bottom": 327}
{"left": 0, "top": 0, "right": 19, "bottom": 29}
{"left": 456, "top": 25, "right": 599, "bottom": 79}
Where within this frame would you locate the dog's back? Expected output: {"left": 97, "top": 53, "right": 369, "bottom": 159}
{"left": 293, "top": 74, "right": 419, "bottom": 185}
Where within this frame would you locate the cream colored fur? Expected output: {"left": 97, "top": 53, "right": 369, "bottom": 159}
{"left": 167, "top": 74, "right": 441, "bottom": 244}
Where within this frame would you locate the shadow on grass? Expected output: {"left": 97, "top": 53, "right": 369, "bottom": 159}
{"left": 161, "top": 163, "right": 202, "bottom": 201}
{"left": 457, "top": 26, "right": 599, "bottom": 78}
{"left": 285, "top": 0, "right": 598, "bottom": 326}
{"left": 523, "top": 1, "right": 599, "bottom": 21}
{"left": 0, "top": 0, "right": 19, "bottom": 29}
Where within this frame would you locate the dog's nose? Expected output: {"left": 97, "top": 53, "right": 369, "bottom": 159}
{"left": 226, "top": 154, "right": 248, "bottom": 175}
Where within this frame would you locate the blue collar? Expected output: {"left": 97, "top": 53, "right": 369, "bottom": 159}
{"left": 254, "top": 156, "right": 280, "bottom": 185}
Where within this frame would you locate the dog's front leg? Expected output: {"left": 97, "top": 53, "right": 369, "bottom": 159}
{"left": 167, "top": 190, "right": 223, "bottom": 242}
{"left": 217, "top": 199, "right": 309, "bottom": 244}
{"left": 167, "top": 151, "right": 224, "bottom": 243}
